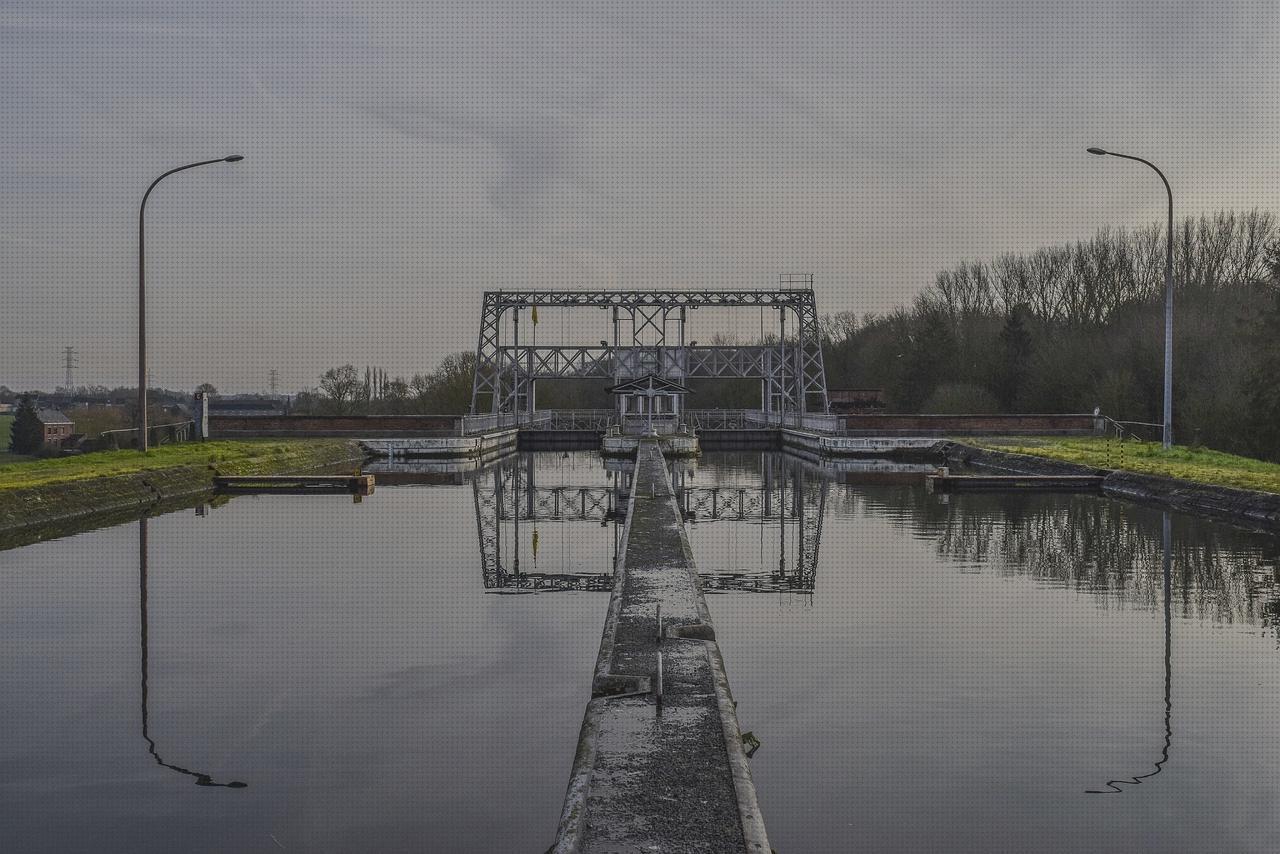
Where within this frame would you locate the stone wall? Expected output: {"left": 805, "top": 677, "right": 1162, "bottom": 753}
{"left": 209, "top": 414, "right": 458, "bottom": 437}
{"left": 845, "top": 413, "right": 1098, "bottom": 436}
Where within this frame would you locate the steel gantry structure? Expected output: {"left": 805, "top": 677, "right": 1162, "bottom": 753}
{"left": 468, "top": 278, "right": 831, "bottom": 419}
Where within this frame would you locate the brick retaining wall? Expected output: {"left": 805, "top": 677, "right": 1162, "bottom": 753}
{"left": 210, "top": 414, "right": 458, "bottom": 437}
{"left": 845, "top": 413, "right": 1098, "bottom": 436}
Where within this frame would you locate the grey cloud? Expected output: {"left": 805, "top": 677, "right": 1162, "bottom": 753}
{"left": 1, "top": 1, "right": 1278, "bottom": 391}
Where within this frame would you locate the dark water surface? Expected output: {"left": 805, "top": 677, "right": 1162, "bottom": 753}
{"left": 0, "top": 454, "right": 611, "bottom": 854}
{"left": 2, "top": 450, "right": 1278, "bottom": 852}
{"left": 694, "top": 453, "right": 1280, "bottom": 853}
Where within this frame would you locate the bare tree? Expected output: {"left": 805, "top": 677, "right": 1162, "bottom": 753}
{"left": 319, "top": 364, "right": 360, "bottom": 414}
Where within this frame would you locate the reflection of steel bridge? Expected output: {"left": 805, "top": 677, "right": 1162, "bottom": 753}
{"left": 469, "top": 282, "right": 831, "bottom": 418}
{"left": 472, "top": 455, "right": 827, "bottom": 594}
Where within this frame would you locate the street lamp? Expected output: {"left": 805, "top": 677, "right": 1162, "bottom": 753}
{"left": 137, "top": 156, "right": 243, "bottom": 452}
{"left": 1087, "top": 147, "right": 1174, "bottom": 449}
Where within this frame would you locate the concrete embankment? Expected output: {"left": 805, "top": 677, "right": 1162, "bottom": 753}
{"left": 554, "top": 440, "right": 769, "bottom": 854}
{"left": 945, "top": 442, "right": 1280, "bottom": 532}
{"left": 845, "top": 413, "right": 1099, "bottom": 436}
{"left": 782, "top": 428, "right": 946, "bottom": 460}
{"left": 359, "top": 429, "right": 517, "bottom": 461}
{"left": 0, "top": 440, "right": 364, "bottom": 547}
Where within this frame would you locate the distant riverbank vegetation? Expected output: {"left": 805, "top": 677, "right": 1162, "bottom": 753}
{"left": 293, "top": 209, "right": 1280, "bottom": 461}
{"left": 820, "top": 209, "right": 1280, "bottom": 460}
{"left": 292, "top": 353, "right": 477, "bottom": 417}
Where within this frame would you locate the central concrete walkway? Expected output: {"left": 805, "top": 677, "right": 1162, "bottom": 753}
{"left": 554, "top": 441, "right": 770, "bottom": 854}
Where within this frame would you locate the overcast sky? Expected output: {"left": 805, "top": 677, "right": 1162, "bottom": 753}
{"left": 3, "top": 1, "right": 1278, "bottom": 392}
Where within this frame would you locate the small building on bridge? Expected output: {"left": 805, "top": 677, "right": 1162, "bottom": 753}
{"left": 606, "top": 373, "right": 690, "bottom": 434}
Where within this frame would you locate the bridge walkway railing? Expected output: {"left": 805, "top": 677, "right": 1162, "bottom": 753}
{"left": 687, "top": 408, "right": 844, "bottom": 434}
{"left": 461, "top": 408, "right": 847, "bottom": 434}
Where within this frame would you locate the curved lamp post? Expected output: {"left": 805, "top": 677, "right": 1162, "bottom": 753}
{"left": 1086, "top": 147, "right": 1173, "bottom": 449}
{"left": 138, "top": 156, "right": 244, "bottom": 452}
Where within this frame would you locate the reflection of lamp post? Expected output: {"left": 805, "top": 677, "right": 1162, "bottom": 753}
{"left": 1087, "top": 511, "right": 1172, "bottom": 793}
{"left": 1087, "top": 147, "right": 1173, "bottom": 449}
{"left": 139, "top": 519, "right": 247, "bottom": 787}
{"left": 137, "top": 156, "right": 244, "bottom": 452}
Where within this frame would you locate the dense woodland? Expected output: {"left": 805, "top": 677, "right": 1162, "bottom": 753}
{"left": 819, "top": 210, "right": 1280, "bottom": 459}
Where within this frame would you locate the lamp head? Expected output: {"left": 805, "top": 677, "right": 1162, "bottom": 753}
{"left": 1086, "top": 147, "right": 1108, "bottom": 156}
{"left": 223, "top": 155, "right": 244, "bottom": 163}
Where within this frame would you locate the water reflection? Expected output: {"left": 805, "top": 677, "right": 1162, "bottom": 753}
{"left": 455, "top": 448, "right": 1280, "bottom": 622}
{"left": 827, "top": 475, "right": 1280, "bottom": 626}
{"left": 138, "top": 518, "right": 247, "bottom": 788}
{"left": 1086, "top": 512, "right": 1173, "bottom": 794}
{"left": 692, "top": 455, "right": 1280, "bottom": 853}
{"left": 466, "top": 451, "right": 839, "bottom": 595}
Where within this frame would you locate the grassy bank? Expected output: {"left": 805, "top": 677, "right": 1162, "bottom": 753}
{"left": 0, "top": 439, "right": 359, "bottom": 491}
{"left": 0, "top": 439, "right": 365, "bottom": 540}
{"left": 969, "top": 436, "right": 1280, "bottom": 494}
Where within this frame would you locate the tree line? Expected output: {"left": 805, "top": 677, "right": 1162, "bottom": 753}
{"left": 818, "top": 209, "right": 1280, "bottom": 459}
{"left": 295, "top": 209, "right": 1280, "bottom": 459}
{"left": 293, "top": 353, "right": 476, "bottom": 415}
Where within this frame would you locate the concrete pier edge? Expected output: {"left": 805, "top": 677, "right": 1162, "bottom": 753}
{"left": 552, "top": 444, "right": 643, "bottom": 854}
{"left": 553, "top": 440, "right": 771, "bottom": 853}
{"left": 946, "top": 441, "right": 1280, "bottom": 532}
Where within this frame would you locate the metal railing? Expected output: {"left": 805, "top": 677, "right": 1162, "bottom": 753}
{"left": 684, "top": 409, "right": 759, "bottom": 430}
{"left": 619, "top": 413, "right": 681, "bottom": 435}
{"left": 743, "top": 410, "right": 845, "bottom": 434}
{"left": 98, "top": 420, "right": 194, "bottom": 449}
{"left": 458, "top": 411, "right": 552, "bottom": 435}
{"left": 532, "top": 409, "right": 619, "bottom": 430}
{"left": 1097, "top": 414, "right": 1162, "bottom": 442}
{"left": 460, "top": 407, "right": 849, "bottom": 434}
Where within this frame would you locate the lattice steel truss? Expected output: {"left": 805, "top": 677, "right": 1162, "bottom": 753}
{"left": 469, "top": 279, "right": 831, "bottom": 416}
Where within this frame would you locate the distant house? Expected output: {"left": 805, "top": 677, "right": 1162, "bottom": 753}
{"left": 36, "top": 408, "right": 74, "bottom": 447}
{"left": 0, "top": 402, "right": 14, "bottom": 414}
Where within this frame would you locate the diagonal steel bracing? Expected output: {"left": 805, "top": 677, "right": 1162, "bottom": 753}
{"left": 468, "top": 280, "right": 831, "bottom": 416}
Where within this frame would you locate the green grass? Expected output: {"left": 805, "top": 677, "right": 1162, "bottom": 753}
{"left": 969, "top": 436, "right": 1280, "bottom": 494}
{"left": 0, "top": 439, "right": 356, "bottom": 491}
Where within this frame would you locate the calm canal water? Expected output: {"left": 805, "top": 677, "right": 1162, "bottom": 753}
{"left": 1, "top": 450, "right": 1277, "bottom": 852}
